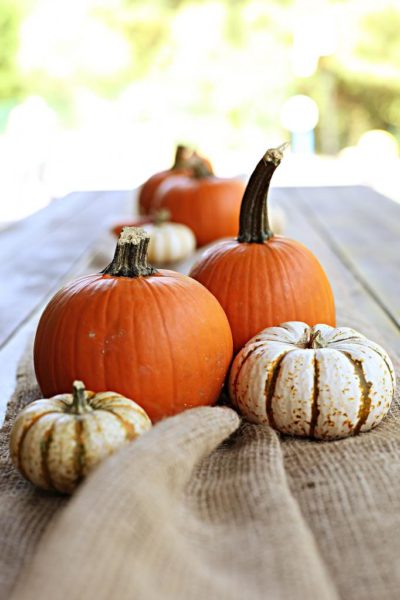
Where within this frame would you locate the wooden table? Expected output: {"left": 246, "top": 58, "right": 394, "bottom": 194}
{"left": 1, "top": 185, "right": 399, "bottom": 422}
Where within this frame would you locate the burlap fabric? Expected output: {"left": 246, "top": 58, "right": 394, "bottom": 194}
{"left": 1, "top": 307, "right": 399, "bottom": 600}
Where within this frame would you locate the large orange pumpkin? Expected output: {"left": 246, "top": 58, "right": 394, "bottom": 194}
{"left": 189, "top": 146, "right": 336, "bottom": 353}
{"left": 138, "top": 145, "right": 193, "bottom": 215}
{"left": 34, "top": 228, "right": 233, "bottom": 422}
{"left": 154, "top": 161, "right": 245, "bottom": 247}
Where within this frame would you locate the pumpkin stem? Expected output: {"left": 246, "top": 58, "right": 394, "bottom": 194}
{"left": 172, "top": 144, "right": 192, "bottom": 169}
{"left": 238, "top": 143, "right": 288, "bottom": 243}
{"left": 190, "top": 154, "right": 214, "bottom": 178}
{"left": 101, "top": 227, "right": 157, "bottom": 278}
{"left": 152, "top": 209, "right": 171, "bottom": 226}
{"left": 308, "top": 330, "right": 326, "bottom": 349}
{"left": 72, "top": 381, "right": 89, "bottom": 414}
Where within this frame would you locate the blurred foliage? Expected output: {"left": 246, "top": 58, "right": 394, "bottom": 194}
{"left": 0, "top": 0, "right": 399, "bottom": 152}
{"left": 0, "top": 0, "right": 25, "bottom": 99}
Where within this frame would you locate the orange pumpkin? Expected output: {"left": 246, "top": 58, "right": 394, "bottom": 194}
{"left": 189, "top": 145, "right": 336, "bottom": 353}
{"left": 154, "top": 161, "right": 245, "bottom": 247}
{"left": 138, "top": 145, "right": 193, "bottom": 215}
{"left": 34, "top": 228, "right": 233, "bottom": 422}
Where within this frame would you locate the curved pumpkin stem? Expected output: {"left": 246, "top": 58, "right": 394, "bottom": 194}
{"left": 102, "top": 227, "right": 157, "bottom": 278}
{"left": 238, "top": 143, "right": 288, "bottom": 243}
{"left": 72, "top": 381, "right": 89, "bottom": 414}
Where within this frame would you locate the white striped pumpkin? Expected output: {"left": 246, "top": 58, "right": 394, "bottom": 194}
{"left": 229, "top": 322, "right": 395, "bottom": 440}
{"left": 10, "top": 381, "right": 151, "bottom": 493}
{"left": 143, "top": 221, "right": 196, "bottom": 264}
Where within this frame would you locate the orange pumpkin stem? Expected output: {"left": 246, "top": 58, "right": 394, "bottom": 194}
{"left": 72, "top": 380, "right": 89, "bottom": 414}
{"left": 102, "top": 227, "right": 157, "bottom": 278}
{"left": 238, "top": 143, "right": 288, "bottom": 243}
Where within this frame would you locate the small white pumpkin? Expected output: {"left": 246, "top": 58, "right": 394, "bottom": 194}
{"left": 229, "top": 322, "right": 395, "bottom": 440}
{"left": 269, "top": 205, "right": 285, "bottom": 234}
{"left": 10, "top": 381, "right": 152, "bottom": 493}
{"left": 142, "top": 211, "right": 196, "bottom": 264}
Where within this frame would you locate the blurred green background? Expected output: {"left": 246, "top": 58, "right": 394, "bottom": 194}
{"left": 0, "top": 0, "right": 399, "bottom": 221}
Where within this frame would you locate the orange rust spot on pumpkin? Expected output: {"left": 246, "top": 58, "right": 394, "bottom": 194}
{"left": 343, "top": 353, "right": 372, "bottom": 435}
{"left": 265, "top": 351, "right": 291, "bottom": 429}
{"left": 232, "top": 346, "right": 260, "bottom": 403}
{"left": 309, "top": 355, "right": 320, "bottom": 438}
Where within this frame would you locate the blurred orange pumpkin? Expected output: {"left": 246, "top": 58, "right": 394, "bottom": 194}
{"left": 138, "top": 145, "right": 193, "bottom": 215}
{"left": 154, "top": 160, "right": 245, "bottom": 247}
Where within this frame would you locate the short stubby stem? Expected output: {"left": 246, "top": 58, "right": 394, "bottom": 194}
{"left": 153, "top": 209, "right": 171, "bottom": 226}
{"left": 173, "top": 144, "right": 192, "bottom": 169}
{"left": 101, "top": 227, "right": 157, "bottom": 278}
{"left": 72, "top": 380, "right": 90, "bottom": 414}
{"left": 238, "top": 143, "right": 288, "bottom": 243}
{"left": 308, "top": 330, "right": 326, "bottom": 349}
{"left": 190, "top": 156, "right": 213, "bottom": 178}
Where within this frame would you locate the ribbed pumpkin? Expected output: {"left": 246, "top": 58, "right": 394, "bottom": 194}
{"left": 229, "top": 322, "right": 395, "bottom": 440}
{"left": 34, "top": 228, "right": 233, "bottom": 422}
{"left": 10, "top": 381, "right": 152, "bottom": 493}
{"left": 154, "top": 161, "right": 245, "bottom": 247}
{"left": 190, "top": 146, "right": 336, "bottom": 352}
{"left": 138, "top": 145, "right": 193, "bottom": 215}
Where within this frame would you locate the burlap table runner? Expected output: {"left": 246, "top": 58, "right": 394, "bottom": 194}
{"left": 1, "top": 301, "right": 399, "bottom": 599}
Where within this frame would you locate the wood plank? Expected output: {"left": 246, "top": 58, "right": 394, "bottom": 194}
{"left": 269, "top": 187, "right": 400, "bottom": 354}
{"left": 0, "top": 251, "right": 95, "bottom": 423}
{"left": 1, "top": 185, "right": 398, "bottom": 425}
{"left": 291, "top": 186, "right": 400, "bottom": 328}
{"left": 0, "top": 191, "right": 132, "bottom": 349}
{"left": 0, "top": 193, "right": 112, "bottom": 260}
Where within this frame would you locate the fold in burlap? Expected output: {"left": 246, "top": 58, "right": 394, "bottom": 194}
{"left": 1, "top": 307, "right": 399, "bottom": 600}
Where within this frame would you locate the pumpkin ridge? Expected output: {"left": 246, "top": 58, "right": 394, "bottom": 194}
{"left": 100, "top": 279, "right": 117, "bottom": 392}
{"left": 265, "top": 351, "right": 292, "bottom": 430}
{"left": 40, "top": 418, "right": 58, "bottom": 489}
{"left": 261, "top": 245, "right": 274, "bottom": 329}
{"left": 272, "top": 242, "right": 297, "bottom": 322}
{"left": 143, "top": 277, "right": 177, "bottom": 412}
{"left": 203, "top": 246, "right": 233, "bottom": 288}
{"left": 363, "top": 344, "right": 396, "bottom": 392}
{"left": 221, "top": 247, "right": 245, "bottom": 329}
{"left": 48, "top": 292, "right": 69, "bottom": 393}
{"left": 279, "top": 243, "right": 314, "bottom": 321}
{"left": 232, "top": 345, "right": 262, "bottom": 403}
{"left": 15, "top": 411, "right": 56, "bottom": 476}
{"left": 97, "top": 408, "right": 138, "bottom": 441}
{"left": 309, "top": 354, "right": 320, "bottom": 438}
{"left": 74, "top": 418, "right": 85, "bottom": 484}
{"left": 343, "top": 352, "right": 372, "bottom": 435}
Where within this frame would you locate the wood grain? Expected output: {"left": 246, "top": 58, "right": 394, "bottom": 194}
{"left": 270, "top": 187, "right": 399, "bottom": 353}
{"left": 0, "top": 191, "right": 131, "bottom": 349}
{"left": 291, "top": 186, "right": 400, "bottom": 328}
